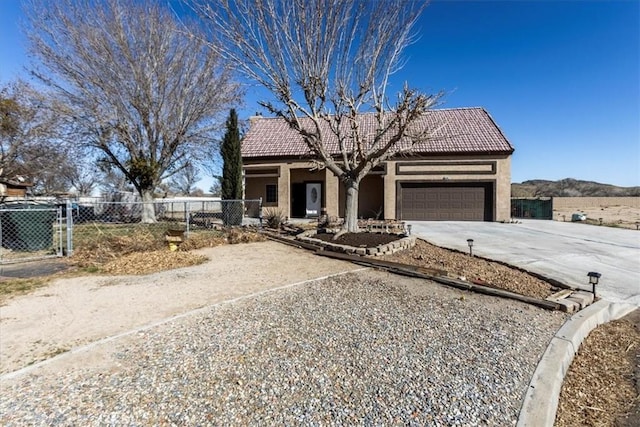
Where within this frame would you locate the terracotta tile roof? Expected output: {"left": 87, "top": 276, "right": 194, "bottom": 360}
{"left": 241, "top": 107, "right": 514, "bottom": 159}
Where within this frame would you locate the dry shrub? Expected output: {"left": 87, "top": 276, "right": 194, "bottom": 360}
{"left": 226, "top": 228, "right": 265, "bottom": 244}
{"left": 101, "top": 250, "right": 208, "bottom": 275}
{"left": 179, "top": 228, "right": 264, "bottom": 250}
{"left": 263, "top": 208, "right": 286, "bottom": 229}
{"left": 70, "top": 226, "right": 265, "bottom": 273}
{"left": 178, "top": 231, "right": 228, "bottom": 250}
{"left": 71, "top": 227, "right": 165, "bottom": 268}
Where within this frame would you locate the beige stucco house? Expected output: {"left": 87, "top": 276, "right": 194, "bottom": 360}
{"left": 242, "top": 107, "right": 514, "bottom": 222}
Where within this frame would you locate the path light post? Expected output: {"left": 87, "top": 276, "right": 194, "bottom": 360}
{"left": 467, "top": 239, "right": 474, "bottom": 257}
{"left": 587, "top": 272, "right": 601, "bottom": 298}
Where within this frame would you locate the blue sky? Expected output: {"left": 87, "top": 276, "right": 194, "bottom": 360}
{"left": 1, "top": 0, "right": 639, "bottom": 187}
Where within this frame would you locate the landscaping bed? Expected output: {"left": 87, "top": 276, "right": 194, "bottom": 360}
{"left": 297, "top": 230, "right": 414, "bottom": 256}
{"left": 380, "top": 238, "right": 557, "bottom": 299}
{"left": 291, "top": 230, "right": 557, "bottom": 300}
{"left": 311, "top": 231, "right": 402, "bottom": 247}
{"left": 556, "top": 309, "right": 640, "bottom": 427}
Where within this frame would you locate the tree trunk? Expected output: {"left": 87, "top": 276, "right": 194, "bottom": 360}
{"left": 140, "top": 188, "right": 157, "bottom": 223}
{"left": 342, "top": 178, "right": 360, "bottom": 233}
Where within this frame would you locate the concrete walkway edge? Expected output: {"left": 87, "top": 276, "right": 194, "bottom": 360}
{"left": 516, "top": 299, "right": 638, "bottom": 427}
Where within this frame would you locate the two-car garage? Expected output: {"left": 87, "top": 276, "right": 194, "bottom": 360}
{"left": 397, "top": 182, "right": 494, "bottom": 221}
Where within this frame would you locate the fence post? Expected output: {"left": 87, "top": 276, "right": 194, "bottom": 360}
{"left": 56, "top": 206, "right": 63, "bottom": 257}
{"left": 0, "top": 209, "right": 3, "bottom": 264}
{"left": 66, "top": 199, "right": 74, "bottom": 256}
{"left": 185, "top": 201, "right": 190, "bottom": 237}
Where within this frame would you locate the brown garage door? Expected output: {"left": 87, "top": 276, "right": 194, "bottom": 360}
{"left": 399, "top": 183, "right": 492, "bottom": 221}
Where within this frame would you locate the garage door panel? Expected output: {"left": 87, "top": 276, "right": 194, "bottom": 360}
{"left": 400, "top": 183, "right": 492, "bottom": 221}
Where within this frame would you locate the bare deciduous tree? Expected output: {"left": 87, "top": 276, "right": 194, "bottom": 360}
{"left": 168, "top": 162, "right": 202, "bottom": 196}
{"left": 209, "top": 179, "right": 222, "bottom": 197}
{"left": 64, "top": 155, "right": 100, "bottom": 196}
{"left": 24, "top": 0, "right": 241, "bottom": 222}
{"left": 2, "top": 81, "right": 50, "bottom": 181}
{"left": 26, "top": 143, "right": 75, "bottom": 195}
{"left": 97, "top": 162, "right": 132, "bottom": 195}
{"left": 0, "top": 86, "right": 25, "bottom": 182}
{"left": 0, "top": 80, "right": 74, "bottom": 194}
{"left": 189, "top": 0, "right": 441, "bottom": 232}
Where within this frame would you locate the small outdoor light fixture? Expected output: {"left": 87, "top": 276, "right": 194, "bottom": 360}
{"left": 407, "top": 224, "right": 412, "bottom": 235}
{"left": 467, "top": 239, "right": 474, "bottom": 256}
{"left": 587, "top": 271, "right": 601, "bottom": 298}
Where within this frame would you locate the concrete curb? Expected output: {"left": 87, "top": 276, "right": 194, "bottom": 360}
{"left": 517, "top": 299, "right": 638, "bottom": 427}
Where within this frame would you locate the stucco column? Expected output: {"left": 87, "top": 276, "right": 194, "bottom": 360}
{"left": 383, "top": 161, "right": 397, "bottom": 220}
{"left": 325, "top": 170, "right": 339, "bottom": 218}
{"left": 496, "top": 156, "right": 512, "bottom": 221}
{"left": 278, "top": 164, "right": 291, "bottom": 218}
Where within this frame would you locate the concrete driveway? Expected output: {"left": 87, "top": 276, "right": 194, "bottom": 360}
{"left": 408, "top": 220, "right": 640, "bottom": 306}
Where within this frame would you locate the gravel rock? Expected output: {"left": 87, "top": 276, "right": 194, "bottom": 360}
{"left": 0, "top": 270, "right": 567, "bottom": 425}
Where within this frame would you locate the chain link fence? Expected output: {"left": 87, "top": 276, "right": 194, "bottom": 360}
{"left": 0, "top": 204, "right": 64, "bottom": 264}
{"left": 0, "top": 198, "right": 262, "bottom": 264}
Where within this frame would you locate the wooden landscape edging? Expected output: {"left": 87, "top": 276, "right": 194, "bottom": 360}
{"left": 435, "top": 242, "right": 571, "bottom": 290}
{"left": 315, "top": 250, "right": 562, "bottom": 311}
{"left": 263, "top": 232, "right": 563, "bottom": 311}
{"left": 264, "top": 233, "right": 324, "bottom": 251}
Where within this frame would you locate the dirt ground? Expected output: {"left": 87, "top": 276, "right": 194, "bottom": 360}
{"left": 552, "top": 205, "right": 640, "bottom": 229}
{"left": 1, "top": 236, "right": 637, "bottom": 425}
{"left": 0, "top": 241, "right": 358, "bottom": 375}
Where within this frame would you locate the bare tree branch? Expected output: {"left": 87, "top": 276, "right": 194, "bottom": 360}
{"left": 168, "top": 161, "right": 202, "bottom": 196}
{"left": 23, "top": 0, "right": 241, "bottom": 221}
{"left": 0, "top": 80, "right": 78, "bottom": 193}
{"left": 189, "top": 0, "right": 442, "bottom": 231}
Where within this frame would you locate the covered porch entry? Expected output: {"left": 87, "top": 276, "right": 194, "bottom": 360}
{"left": 290, "top": 169, "right": 326, "bottom": 218}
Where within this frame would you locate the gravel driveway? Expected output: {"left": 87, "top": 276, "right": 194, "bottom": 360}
{"left": 0, "top": 241, "right": 357, "bottom": 375}
{"left": 1, "top": 264, "right": 567, "bottom": 425}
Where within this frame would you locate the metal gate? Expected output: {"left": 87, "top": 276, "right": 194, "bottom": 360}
{"left": 511, "top": 198, "right": 553, "bottom": 220}
{"left": 0, "top": 205, "right": 64, "bottom": 264}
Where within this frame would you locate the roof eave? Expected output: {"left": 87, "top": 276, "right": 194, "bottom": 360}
{"left": 242, "top": 148, "right": 515, "bottom": 163}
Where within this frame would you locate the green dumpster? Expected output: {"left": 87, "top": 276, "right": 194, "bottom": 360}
{"left": 0, "top": 205, "right": 57, "bottom": 251}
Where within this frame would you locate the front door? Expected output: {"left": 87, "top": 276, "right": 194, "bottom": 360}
{"left": 305, "top": 183, "right": 322, "bottom": 217}
{"left": 291, "top": 183, "right": 306, "bottom": 218}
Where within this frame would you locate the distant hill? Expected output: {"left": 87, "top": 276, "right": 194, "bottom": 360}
{"left": 511, "top": 178, "right": 640, "bottom": 197}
